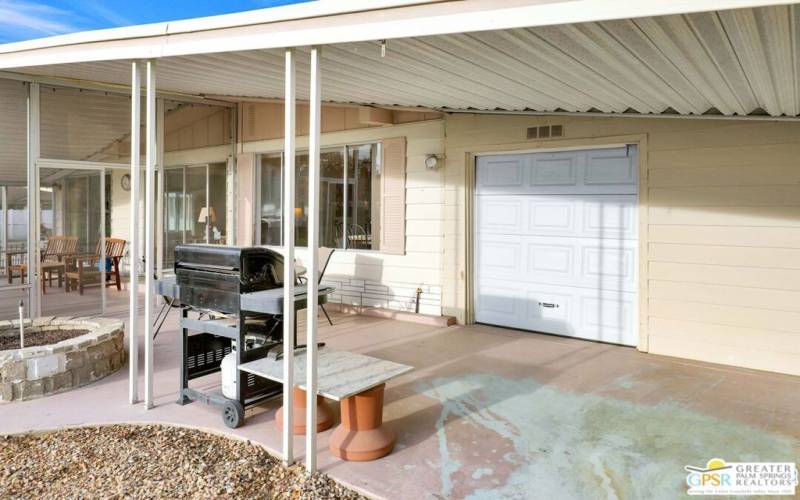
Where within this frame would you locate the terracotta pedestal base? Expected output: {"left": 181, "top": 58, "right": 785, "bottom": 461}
{"left": 329, "top": 383, "right": 395, "bottom": 461}
{"left": 276, "top": 386, "right": 334, "bottom": 435}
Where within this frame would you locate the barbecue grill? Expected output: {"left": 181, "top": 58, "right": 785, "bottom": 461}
{"left": 174, "top": 244, "right": 284, "bottom": 314}
{"left": 173, "top": 244, "right": 287, "bottom": 427}
{"left": 162, "top": 244, "right": 334, "bottom": 428}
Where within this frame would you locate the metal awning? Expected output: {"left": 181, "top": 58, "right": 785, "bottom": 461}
{"left": 0, "top": 2, "right": 798, "bottom": 117}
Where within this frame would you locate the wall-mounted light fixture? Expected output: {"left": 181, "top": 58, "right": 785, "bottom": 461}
{"left": 425, "top": 154, "right": 442, "bottom": 171}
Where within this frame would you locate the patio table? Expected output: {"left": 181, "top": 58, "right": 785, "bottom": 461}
{"left": 239, "top": 348, "right": 413, "bottom": 461}
{"left": 5, "top": 251, "right": 66, "bottom": 293}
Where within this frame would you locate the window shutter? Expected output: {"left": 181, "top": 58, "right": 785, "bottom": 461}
{"left": 381, "top": 137, "right": 406, "bottom": 255}
{"left": 236, "top": 152, "right": 255, "bottom": 246}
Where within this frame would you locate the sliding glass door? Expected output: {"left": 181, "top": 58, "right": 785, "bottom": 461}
{"left": 39, "top": 167, "right": 104, "bottom": 316}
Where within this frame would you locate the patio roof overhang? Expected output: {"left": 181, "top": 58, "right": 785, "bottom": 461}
{"left": 0, "top": 0, "right": 798, "bottom": 118}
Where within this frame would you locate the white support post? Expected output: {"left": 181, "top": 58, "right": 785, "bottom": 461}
{"left": 144, "top": 59, "right": 157, "bottom": 409}
{"left": 305, "top": 45, "right": 322, "bottom": 474}
{"left": 129, "top": 60, "right": 142, "bottom": 405}
{"left": 100, "top": 169, "right": 107, "bottom": 312}
{"left": 27, "top": 82, "right": 40, "bottom": 318}
{"left": 342, "top": 148, "right": 348, "bottom": 249}
{"left": 1, "top": 187, "right": 7, "bottom": 275}
{"left": 282, "top": 47, "right": 297, "bottom": 465}
{"left": 155, "top": 98, "right": 165, "bottom": 277}
{"left": 228, "top": 105, "right": 237, "bottom": 245}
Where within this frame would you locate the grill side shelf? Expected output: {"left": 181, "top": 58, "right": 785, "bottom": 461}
{"left": 180, "top": 316, "right": 239, "bottom": 340}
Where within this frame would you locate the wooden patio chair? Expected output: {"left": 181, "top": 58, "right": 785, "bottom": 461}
{"left": 65, "top": 237, "right": 127, "bottom": 295}
{"left": 8, "top": 235, "right": 78, "bottom": 293}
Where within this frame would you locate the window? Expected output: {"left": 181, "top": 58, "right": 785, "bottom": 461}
{"left": 258, "top": 143, "right": 381, "bottom": 250}
{"left": 163, "top": 162, "right": 228, "bottom": 266}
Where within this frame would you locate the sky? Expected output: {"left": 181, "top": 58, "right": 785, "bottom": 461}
{"left": 0, "top": 0, "right": 310, "bottom": 43}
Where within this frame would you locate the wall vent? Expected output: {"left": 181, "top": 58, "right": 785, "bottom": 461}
{"left": 527, "top": 124, "right": 564, "bottom": 139}
{"left": 246, "top": 104, "right": 257, "bottom": 138}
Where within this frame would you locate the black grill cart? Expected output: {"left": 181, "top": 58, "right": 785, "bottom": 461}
{"left": 155, "top": 245, "right": 334, "bottom": 428}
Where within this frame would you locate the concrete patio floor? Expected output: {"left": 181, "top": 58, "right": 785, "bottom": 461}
{"left": 2, "top": 308, "right": 799, "bottom": 499}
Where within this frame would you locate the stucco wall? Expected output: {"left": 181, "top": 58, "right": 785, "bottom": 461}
{"left": 442, "top": 113, "right": 800, "bottom": 376}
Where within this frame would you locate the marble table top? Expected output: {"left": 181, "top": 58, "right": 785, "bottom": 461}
{"left": 238, "top": 347, "right": 413, "bottom": 401}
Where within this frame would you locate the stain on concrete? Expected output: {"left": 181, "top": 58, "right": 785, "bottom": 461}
{"left": 472, "top": 467, "right": 493, "bottom": 480}
{"left": 418, "top": 373, "right": 800, "bottom": 499}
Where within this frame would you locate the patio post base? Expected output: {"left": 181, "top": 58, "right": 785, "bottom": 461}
{"left": 276, "top": 386, "right": 334, "bottom": 435}
{"left": 329, "top": 383, "right": 395, "bottom": 461}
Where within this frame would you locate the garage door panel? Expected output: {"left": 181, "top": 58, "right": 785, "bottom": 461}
{"left": 475, "top": 146, "right": 639, "bottom": 346}
{"left": 578, "top": 292, "right": 637, "bottom": 344}
{"left": 525, "top": 288, "right": 574, "bottom": 336}
{"left": 474, "top": 279, "right": 525, "bottom": 327}
{"left": 476, "top": 147, "right": 637, "bottom": 196}
{"left": 583, "top": 198, "right": 637, "bottom": 238}
{"left": 529, "top": 242, "right": 574, "bottom": 275}
{"left": 476, "top": 155, "right": 525, "bottom": 193}
{"left": 585, "top": 148, "right": 637, "bottom": 187}
{"left": 524, "top": 284, "right": 636, "bottom": 343}
{"left": 528, "top": 198, "right": 577, "bottom": 235}
{"left": 478, "top": 194, "right": 637, "bottom": 238}
{"left": 478, "top": 240, "right": 523, "bottom": 276}
{"left": 477, "top": 234, "right": 638, "bottom": 291}
{"left": 531, "top": 155, "right": 578, "bottom": 186}
{"left": 525, "top": 236, "right": 637, "bottom": 291}
{"left": 477, "top": 198, "right": 523, "bottom": 232}
{"left": 476, "top": 282, "right": 637, "bottom": 344}
{"left": 582, "top": 245, "right": 637, "bottom": 290}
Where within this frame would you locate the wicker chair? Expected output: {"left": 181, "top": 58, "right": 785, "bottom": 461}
{"left": 65, "top": 238, "right": 127, "bottom": 295}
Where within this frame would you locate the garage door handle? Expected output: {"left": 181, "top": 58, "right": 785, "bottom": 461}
{"left": 539, "top": 302, "right": 559, "bottom": 308}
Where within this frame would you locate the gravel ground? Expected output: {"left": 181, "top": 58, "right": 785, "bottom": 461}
{"left": 0, "top": 424, "right": 366, "bottom": 499}
{"left": 0, "top": 329, "right": 88, "bottom": 350}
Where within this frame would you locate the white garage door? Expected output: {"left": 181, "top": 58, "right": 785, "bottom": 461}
{"left": 474, "top": 146, "right": 639, "bottom": 346}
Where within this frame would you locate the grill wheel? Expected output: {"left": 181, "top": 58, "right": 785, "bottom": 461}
{"left": 222, "top": 400, "right": 245, "bottom": 428}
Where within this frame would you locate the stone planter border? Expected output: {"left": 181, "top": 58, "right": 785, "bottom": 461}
{"left": 0, "top": 317, "right": 125, "bottom": 402}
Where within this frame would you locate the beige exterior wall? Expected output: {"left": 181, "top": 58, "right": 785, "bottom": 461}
{"left": 109, "top": 101, "right": 800, "bottom": 376}
{"left": 443, "top": 113, "right": 800, "bottom": 376}
{"left": 109, "top": 169, "right": 131, "bottom": 243}
{"left": 165, "top": 105, "right": 232, "bottom": 153}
